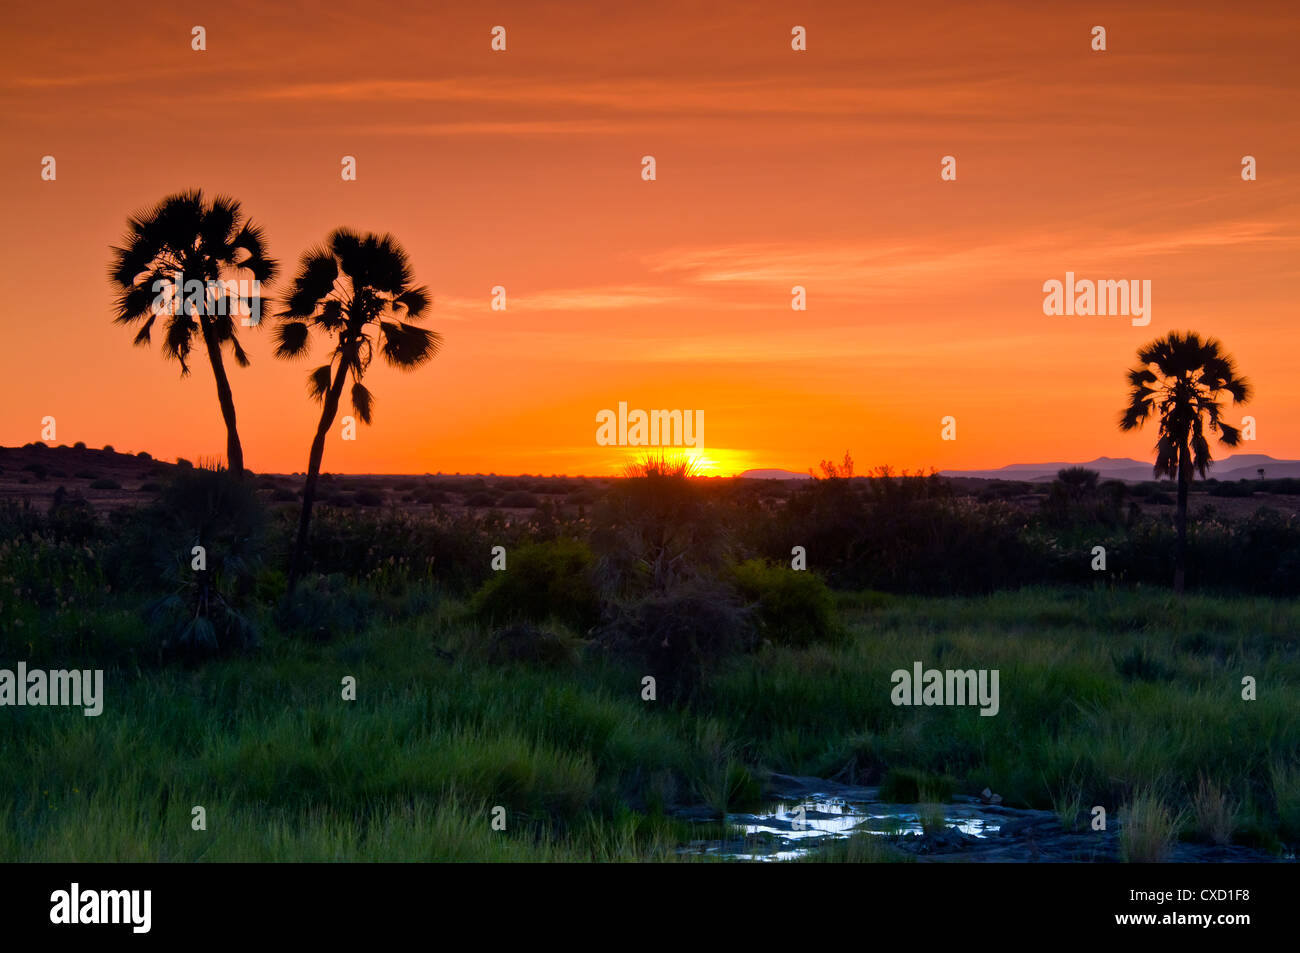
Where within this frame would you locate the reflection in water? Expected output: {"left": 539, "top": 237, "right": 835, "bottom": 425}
{"left": 684, "top": 796, "right": 1004, "bottom": 862}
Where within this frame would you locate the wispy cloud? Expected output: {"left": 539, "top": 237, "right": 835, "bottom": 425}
{"left": 645, "top": 221, "right": 1300, "bottom": 295}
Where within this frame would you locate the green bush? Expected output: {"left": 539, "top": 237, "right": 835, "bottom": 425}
{"left": 731, "top": 559, "right": 838, "bottom": 646}
{"left": 470, "top": 539, "right": 600, "bottom": 632}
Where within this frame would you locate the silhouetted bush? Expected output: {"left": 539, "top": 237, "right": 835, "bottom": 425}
{"left": 298, "top": 507, "right": 498, "bottom": 595}
{"left": 498, "top": 490, "right": 540, "bottom": 508}
{"left": 590, "top": 455, "right": 733, "bottom": 599}
{"left": 47, "top": 487, "right": 97, "bottom": 544}
{"left": 595, "top": 581, "right": 755, "bottom": 697}
{"left": 1209, "top": 480, "right": 1255, "bottom": 498}
{"left": 482, "top": 622, "right": 582, "bottom": 669}
{"left": 762, "top": 468, "right": 1031, "bottom": 593}
{"left": 89, "top": 478, "right": 121, "bottom": 490}
{"left": 117, "top": 466, "right": 268, "bottom": 658}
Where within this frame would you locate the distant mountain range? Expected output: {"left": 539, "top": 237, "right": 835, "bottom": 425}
{"left": 738, "top": 468, "right": 813, "bottom": 480}
{"left": 739, "top": 455, "right": 1300, "bottom": 483}
{"left": 941, "top": 454, "right": 1300, "bottom": 483}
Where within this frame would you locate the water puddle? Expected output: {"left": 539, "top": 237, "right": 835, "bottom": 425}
{"left": 679, "top": 794, "right": 1004, "bottom": 862}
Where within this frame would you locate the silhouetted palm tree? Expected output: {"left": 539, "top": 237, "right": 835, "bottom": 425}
{"left": 274, "top": 229, "right": 440, "bottom": 593}
{"left": 108, "top": 190, "right": 276, "bottom": 474}
{"left": 1119, "top": 331, "right": 1251, "bottom": 592}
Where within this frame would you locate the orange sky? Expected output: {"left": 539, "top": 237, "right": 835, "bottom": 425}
{"left": 3, "top": 0, "right": 1299, "bottom": 476}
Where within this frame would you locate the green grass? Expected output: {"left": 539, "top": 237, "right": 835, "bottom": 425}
{"left": 1, "top": 586, "right": 1296, "bottom": 860}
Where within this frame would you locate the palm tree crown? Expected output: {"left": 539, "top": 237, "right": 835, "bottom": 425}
{"left": 273, "top": 229, "right": 439, "bottom": 420}
{"left": 1119, "top": 331, "right": 1252, "bottom": 477}
{"left": 109, "top": 190, "right": 275, "bottom": 373}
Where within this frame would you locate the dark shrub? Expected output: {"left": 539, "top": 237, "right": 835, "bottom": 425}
{"left": 73, "top": 441, "right": 87, "bottom": 450}
{"left": 765, "top": 467, "right": 1032, "bottom": 594}
{"left": 125, "top": 466, "right": 267, "bottom": 658}
{"left": 415, "top": 486, "right": 449, "bottom": 505}
{"left": 137, "top": 451, "right": 152, "bottom": 461}
{"left": 89, "top": 478, "right": 121, "bottom": 490}
{"left": 470, "top": 538, "right": 600, "bottom": 631}
{"left": 731, "top": 559, "right": 838, "bottom": 646}
{"left": 138, "top": 482, "right": 162, "bottom": 493}
{"left": 590, "top": 455, "right": 733, "bottom": 599}
{"left": 595, "top": 581, "right": 755, "bottom": 697}
{"left": 1208, "top": 480, "right": 1255, "bottom": 498}
{"left": 47, "top": 487, "right": 97, "bottom": 544}
{"left": 300, "top": 507, "right": 496, "bottom": 596}
{"left": 482, "top": 623, "right": 582, "bottom": 668}
{"left": 22, "top": 462, "right": 48, "bottom": 479}
{"left": 353, "top": 489, "right": 384, "bottom": 507}
{"left": 270, "top": 487, "right": 297, "bottom": 502}
{"left": 275, "top": 572, "right": 375, "bottom": 642}
{"left": 498, "top": 490, "right": 539, "bottom": 508}
{"left": 465, "top": 491, "right": 498, "bottom": 508}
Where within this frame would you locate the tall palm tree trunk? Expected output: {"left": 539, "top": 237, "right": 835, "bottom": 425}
{"left": 287, "top": 352, "right": 352, "bottom": 595}
{"left": 201, "top": 323, "right": 245, "bottom": 475}
{"left": 1174, "top": 436, "right": 1190, "bottom": 594}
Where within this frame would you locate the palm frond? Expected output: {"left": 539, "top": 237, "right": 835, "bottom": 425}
{"left": 274, "top": 320, "right": 311, "bottom": 358}
{"left": 351, "top": 381, "right": 374, "bottom": 424}
{"left": 379, "top": 321, "right": 440, "bottom": 368}
{"left": 307, "top": 363, "right": 333, "bottom": 401}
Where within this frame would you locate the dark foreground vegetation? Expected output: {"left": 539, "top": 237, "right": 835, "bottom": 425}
{"left": 0, "top": 454, "right": 1297, "bottom": 860}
